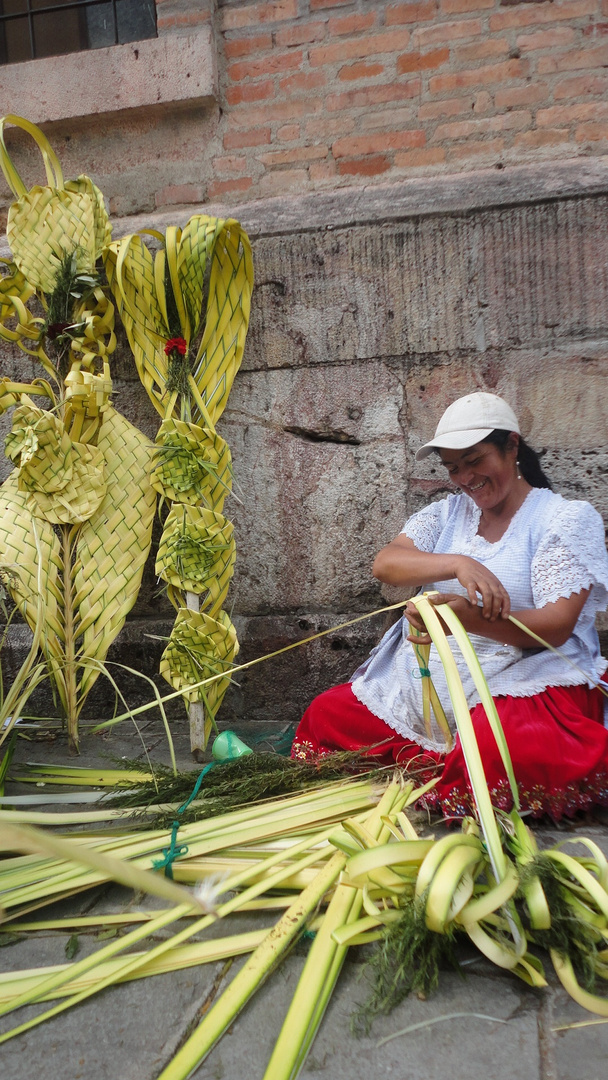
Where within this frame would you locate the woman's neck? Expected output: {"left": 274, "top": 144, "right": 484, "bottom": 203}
{"left": 476, "top": 481, "right": 533, "bottom": 542}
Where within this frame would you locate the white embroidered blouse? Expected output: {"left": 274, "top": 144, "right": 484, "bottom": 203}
{"left": 350, "top": 488, "right": 608, "bottom": 753}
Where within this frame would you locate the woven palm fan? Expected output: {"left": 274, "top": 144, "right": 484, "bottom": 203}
{"left": 106, "top": 217, "right": 253, "bottom": 751}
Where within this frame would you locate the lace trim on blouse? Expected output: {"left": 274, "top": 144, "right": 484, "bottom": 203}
{"left": 531, "top": 500, "right": 608, "bottom": 614}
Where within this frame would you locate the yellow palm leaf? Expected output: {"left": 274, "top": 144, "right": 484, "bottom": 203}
{"left": 0, "top": 407, "right": 156, "bottom": 745}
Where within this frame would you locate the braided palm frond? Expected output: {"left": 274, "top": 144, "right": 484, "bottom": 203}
{"left": 191, "top": 220, "right": 253, "bottom": 426}
{"left": 74, "top": 406, "right": 157, "bottom": 701}
{"left": 104, "top": 236, "right": 170, "bottom": 417}
{"left": 171, "top": 216, "right": 224, "bottom": 341}
{"left": 151, "top": 418, "right": 233, "bottom": 512}
{"left": 64, "top": 175, "right": 112, "bottom": 255}
{"left": 0, "top": 259, "right": 34, "bottom": 318}
{"left": 0, "top": 473, "right": 67, "bottom": 705}
{"left": 8, "top": 186, "right": 99, "bottom": 294}
{"left": 0, "top": 406, "right": 156, "bottom": 728}
{"left": 0, "top": 116, "right": 110, "bottom": 296}
{"left": 156, "top": 504, "right": 235, "bottom": 616}
{"left": 159, "top": 607, "right": 239, "bottom": 722}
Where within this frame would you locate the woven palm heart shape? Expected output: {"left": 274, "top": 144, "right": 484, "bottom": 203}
{"left": 0, "top": 115, "right": 253, "bottom": 752}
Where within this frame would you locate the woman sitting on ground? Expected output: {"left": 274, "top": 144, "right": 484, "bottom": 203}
{"left": 291, "top": 392, "right": 608, "bottom": 819}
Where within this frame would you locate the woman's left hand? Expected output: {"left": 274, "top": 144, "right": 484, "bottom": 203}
{"left": 404, "top": 594, "right": 473, "bottom": 644}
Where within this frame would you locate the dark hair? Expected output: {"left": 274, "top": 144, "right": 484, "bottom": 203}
{"left": 483, "top": 429, "right": 552, "bottom": 490}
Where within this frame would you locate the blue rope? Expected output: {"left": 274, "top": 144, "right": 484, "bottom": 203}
{"left": 152, "top": 761, "right": 215, "bottom": 879}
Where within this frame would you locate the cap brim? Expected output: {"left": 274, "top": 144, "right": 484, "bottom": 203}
{"left": 415, "top": 427, "right": 494, "bottom": 461}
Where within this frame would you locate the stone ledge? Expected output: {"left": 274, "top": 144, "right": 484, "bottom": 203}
{"left": 0, "top": 28, "right": 217, "bottom": 126}
{"left": 105, "top": 155, "right": 608, "bottom": 241}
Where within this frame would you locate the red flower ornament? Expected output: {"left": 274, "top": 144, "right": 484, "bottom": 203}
{"left": 164, "top": 336, "right": 188, "bottom": 356}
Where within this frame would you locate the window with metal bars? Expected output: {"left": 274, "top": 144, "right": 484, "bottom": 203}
{"left": 0, "top": 0, "right": 157, "bottom": 66}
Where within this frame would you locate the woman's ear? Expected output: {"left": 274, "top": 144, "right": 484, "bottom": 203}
{"left": 507, "top": 432, "right": 520, "bottom": 456}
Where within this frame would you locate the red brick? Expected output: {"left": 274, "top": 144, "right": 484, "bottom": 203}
{"left": 495, "top": 83, "right": 548, "bottom": 108}
{"left": 223, "top": 127, "right": 272, "bottom": 150}
{"left": 413, "top": 18, "right": 482, "bottom": 47}
{"left": 279, "top": 70, "right": 327, "bottom": 93}
{"left": 310, "top": 0, "right": 351, "bottom": 8}
{"left": 397, "top": 47, "right": 449, "bottom": 73}
{"left": 274, "top": 21, "right": 327, "bottom": 47}
{"left": 583, "top": 22, "right": 608, "bottom": 35}
{"left": 155, "top": 183, "right": 205, "bottom": 208}
{"left": 575, "top": 121, "right": 608, "bottom": 141}
{"left": 336, "top": 155, "right": 392, "bottom": 176}
{"left": 224, "top": 33, "right": 273, "bottom": 59}
{"left": 429, "top": 58, "right": 530, "bottom": 93}
{"left": 277, "top": 123, "right": 300, "bottom": 140}
{"left": 221, "top": 0, "right": 298, "bottom": 31}
{"left": 259, "top": 168, "right": 308, "bottom": 194}
{"left": 537, "top": 43, "right": 608, "bottom": 74}
{"left": 473, "top": 90, "right": 493, "bottom": 114}
{"left": 489, "top": 0, "right": 595, "bottom": 32}
{"left": 332, "top": 130, "right": 425, "bottom": 157}
{"left": 440, "top": 0, "right": 493, "bottom": 11}
{"left": 360, "top": 105, "right": 416, "bottom": 128}
{"left": 309, "top": 160, "right": 337, "bottom": 180}
{"left": 553, "top": 73, "right": 608, "bottom": 99}
{"left": 537, "top": 102, "right": 608, "bottom": 125}
{"left": 212, "top": 155, "right": 248, "bottom": 174}
{"left": 514, "top": 128, "right": 570, "bottom": 149}
{"left": 310, "top": 30, "right": 411, "bottom": 66}
{"left": 228, "top": 50, "right": 303, "bottom": 82}
{"left": 516, "top": 27, "right": 577, "bottom": 51}
{"left": 259, "top": 145, "right": 329, "bottom": 165}
{"left": 394, "top": 147, "right": 446, "bottom": 166}
{"left": 386, "top": 2, "right": 438, "bottom": 25}
{"left": 226, "top": 80, "right": 275, "bottom": 106}
{"left": 328, "top": 13, "right": 377, "bottom": 36}
{"left": 418, "top": 96, "right": 475, "bottom": 119}
{"left": 454, "top": 39, "right": 510, "bottom": 62}
{"left": 326, "top": 79, "right": 421, "bottom": 110}
{"left": 339, "top": 61, "right": 385, "bottom": 81}
{"left": 206, "top": 177, "right": 254, "bottom": 199}
{"left": 229, "top": 99, "right": 324, "bottom": 125}
{"left": 447, "top": 137, "right": 504, "bottom": 160}
{"left": 433, "top": 112, "right": 531, "bottom": 140}
{"left": 305, "top": 115, "right": 356, "bottom": 138}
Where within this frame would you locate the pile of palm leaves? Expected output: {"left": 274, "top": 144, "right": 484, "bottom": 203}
{"left": 3, "top": 596, "right": 608, "bottom": 1079}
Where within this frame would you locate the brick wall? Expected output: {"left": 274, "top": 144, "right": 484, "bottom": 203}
{"left": 155, "top": 0, "right": 608, "bottom": 208}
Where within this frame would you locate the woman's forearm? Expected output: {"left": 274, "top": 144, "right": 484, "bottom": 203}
{"left": 372, "top": 544, "right": 460, "bottom": 587}
{"left": 453, "top": 595, "right": 589, "bottom": 649}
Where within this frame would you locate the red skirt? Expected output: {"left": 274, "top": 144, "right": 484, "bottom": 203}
{"left": 291, "top": 680, "right": 608, "bottom": 819}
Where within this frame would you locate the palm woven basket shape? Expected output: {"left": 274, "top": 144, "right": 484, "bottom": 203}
{"left": 0, "top": 114, "right": 253, "bottom": 752}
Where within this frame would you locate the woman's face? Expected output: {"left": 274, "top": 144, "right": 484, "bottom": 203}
{"left": 439, "top": 438, "right": 519, "bottom": 511}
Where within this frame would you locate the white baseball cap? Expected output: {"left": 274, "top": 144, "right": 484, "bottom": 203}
{"left": 415, "top": 392, "right": 520, "bottom": 461}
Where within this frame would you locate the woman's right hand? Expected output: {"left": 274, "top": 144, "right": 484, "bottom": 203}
{"left": 452, "top": 555, "right": 511, "bottom": 621}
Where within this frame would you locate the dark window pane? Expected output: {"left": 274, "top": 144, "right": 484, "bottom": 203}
{"left": 1, "top": 0, "right": 157, "bottom": 65}
{"left": 116, "top": 0, "right": 156, "bottom": 44}
{"left": 33, "top": 10, "right": 86, "bottom": 58}
{"left": 84, "top": 1, "right": 116, "bottom": 49}
{"left": 86, "top": 0, "right": 156, "bottom": 48}
{"left": 1, "top": 0, "right": 29, "bottom": 14}
{"left": 0, "top": 15, "right": 30, "bottom": 65}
